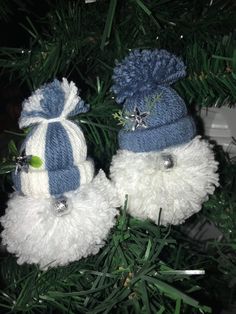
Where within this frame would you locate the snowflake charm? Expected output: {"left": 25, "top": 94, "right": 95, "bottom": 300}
{"left": 15, "top": 151, "right": 32, "bottom": 174}
{"left": 124, "top": 106, "right": 150, "bottom": 131}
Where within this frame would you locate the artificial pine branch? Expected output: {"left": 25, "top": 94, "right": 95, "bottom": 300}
{"left": 0, "top": 1, "right": 235, "bottom": 104}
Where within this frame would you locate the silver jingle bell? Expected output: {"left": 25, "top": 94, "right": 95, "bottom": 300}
{"left": 52, "top": 197, "right": 71, "bottom": 217}
{"left": 159, "top": 153, "right": 176, "bottom": 171}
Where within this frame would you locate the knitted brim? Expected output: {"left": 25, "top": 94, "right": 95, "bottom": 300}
{"left": 118, "top": 116, "right": 196, "bottom": 153}
{"left": 13, "top": 160, "right": 94, "bottom": 197}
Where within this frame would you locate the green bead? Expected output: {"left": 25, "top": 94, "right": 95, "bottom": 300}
{"left": 29, "top": 156, "right": 43, "bottom": 168}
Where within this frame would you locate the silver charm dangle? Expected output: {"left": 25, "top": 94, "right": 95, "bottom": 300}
{"left": 159, "top": 153, "right": 176, "bottom": 171}
{"left": 52, "top": 197, "right": 71, "bottom": 217}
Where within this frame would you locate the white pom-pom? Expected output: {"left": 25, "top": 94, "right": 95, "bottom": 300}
{"left": 110, "top": 136, "right": 219, "bottom": 226}
{"left": 1, "top": 171, "right": 118, "bottom": 269}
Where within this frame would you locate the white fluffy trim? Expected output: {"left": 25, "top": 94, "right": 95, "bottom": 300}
{"left": 110, "top": 136, "right": 219, "bottom": 226}
{"left": 1, "top": 170, "right": 119, "bottom": 269}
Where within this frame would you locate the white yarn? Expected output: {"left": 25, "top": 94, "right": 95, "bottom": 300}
{"left": 77, "top": 159, "right": 94, "bottom": 185}
{"left": 20, "top": 123, "right": 49, "bottom": 196}
{"left": 20, "top": 159, "right": 94, "bottom": 198}
{"left": 62, "top": 120, "right": 87, "bottom": 163}
{"left": 110, "top": 136, "right": 219, "bottom": 226}
{"left": 1, "top": 170, "right": 119, "bottom": 269}
{"left": 20, "top": 168, "right": 50, "bottom": 197}
{"left": 23, "top": 123, "right": 48, "bottom": 170}
{"left": 19, "top": 90, "right": 44, "bottom": 128}
{"left": 41, "top": 117, "right": 66, "bottom": 124}
{"left": 60, "top": 78, "right": 82, "bottom": 118}
{"left": 22, "top": 115, "right": 87, "bottom": 171}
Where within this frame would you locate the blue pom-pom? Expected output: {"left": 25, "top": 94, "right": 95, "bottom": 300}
{"left": 38, "top": 79, "right": 65, "bottom": 118}
{"left": 19, "top": 78, "right": 89, "bottom": 128}
{"left": 112, "top": 49, "right": 186, "bottom": 103}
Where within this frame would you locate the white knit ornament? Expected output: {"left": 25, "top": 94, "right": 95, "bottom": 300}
{"left": 1, "top": 78, "right": 119, "bottom": 269}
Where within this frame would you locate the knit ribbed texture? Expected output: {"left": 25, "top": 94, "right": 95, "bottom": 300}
{"left": 119, "top": 116, "right": 196, "bottom": 153}
{"left": 13, "top": 78, "right": 94, "bottom": 197}
{"left": 112, "top": 49, "right": 196, "bottom": 152}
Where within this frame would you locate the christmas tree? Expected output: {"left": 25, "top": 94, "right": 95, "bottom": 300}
{"left": 0, "top": 1, "right": 235, "bottom": 313}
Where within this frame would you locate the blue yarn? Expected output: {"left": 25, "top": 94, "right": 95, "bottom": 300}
{"left": 122, "top": 86, "right": 187, "bottom": 130}
{"left": 112, "top": 49, "right": 186, "bottom": 104}
{"left": 68, "top": 100, "right": 90, "bottom": 117}
{"left": 119, "top": 116, "right": 196, "bottom": 153}
{"left": 112, "top": 49, "right": 196, "bottom": 152}
{"left": 40, "top": 80, "right": 65, "bottom": 118}
{"left": 48, "top": 166, "right": 80, "bottom": 196}
{"left": 45, "top": 122, "right": 74, "bottom": 170}
{"left": 21, "top": 110, "right": 50, "bottom": 120}
{"left": 45, "top": 122, "right": 80, "bottom": 195}
{"left": 12, "top": 172, "right": 21, "bottom": 192}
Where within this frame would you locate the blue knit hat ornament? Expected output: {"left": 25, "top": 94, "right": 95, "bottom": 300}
{"left": 1, "top": 78, "right": 118, "bottom": 269}
{"left": 112, "top": 49, "right": 196, "bottom": 152}
{"left": 110, "top": 49, "right": 219, "bottom": 225}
